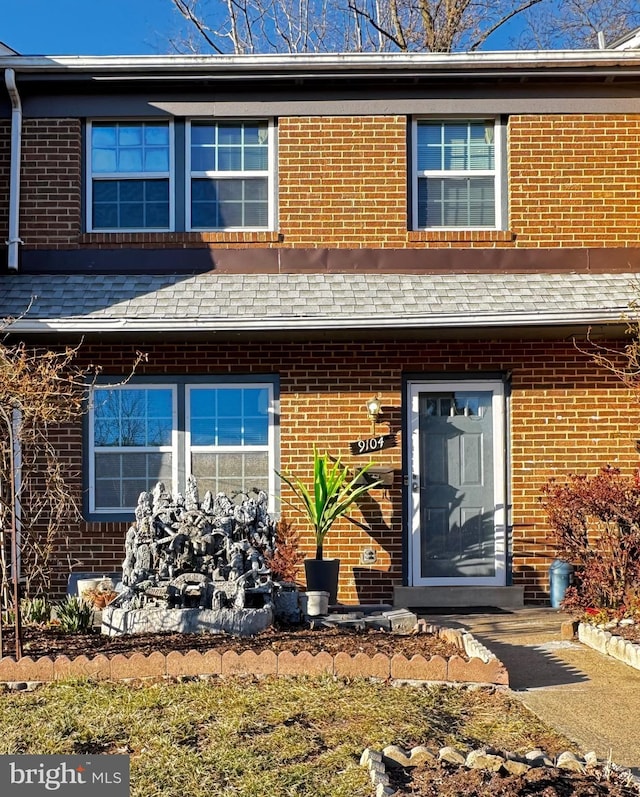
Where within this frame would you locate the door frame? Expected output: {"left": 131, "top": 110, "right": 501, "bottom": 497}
{"left": 405, "top": 377, "right": 508, "bottom": 587}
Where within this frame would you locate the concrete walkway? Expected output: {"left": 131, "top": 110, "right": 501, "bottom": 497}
{"left": 424, "top": 607, "right": 640, "bottom": 775}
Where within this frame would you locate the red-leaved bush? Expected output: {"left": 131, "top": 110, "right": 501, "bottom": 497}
{"left": 265, "top": 516, "right": 305, "bottom": 585}
{"left": 540, "top": 466, "right": 640, "bottom": 612}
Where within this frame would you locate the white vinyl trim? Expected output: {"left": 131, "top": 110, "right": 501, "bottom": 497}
{"left": 412, "top": 117, "right": 504, "bottom": 231}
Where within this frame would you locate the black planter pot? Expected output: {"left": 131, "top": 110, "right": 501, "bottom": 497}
{"left": 304, "top": 558, "right": 340, "bottom": 605}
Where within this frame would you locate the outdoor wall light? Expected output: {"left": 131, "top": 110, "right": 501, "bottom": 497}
{"left": 366, "top": 395, "right": 383, "bottom": 430}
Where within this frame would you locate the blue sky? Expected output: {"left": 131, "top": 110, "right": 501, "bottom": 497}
{"left": 1, "top": 0, "right": 180, "bottom": 55}
{"left": 1, "top": 0, "right": 526, "bottom": 56}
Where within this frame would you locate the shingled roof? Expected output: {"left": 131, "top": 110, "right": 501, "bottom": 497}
{"left": 0, "top": 271, "right": 636, "bottom": 333}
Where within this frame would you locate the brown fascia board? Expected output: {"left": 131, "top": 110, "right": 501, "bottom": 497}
{"left": 18, "top": 247, "right": 640, "bottom": 276}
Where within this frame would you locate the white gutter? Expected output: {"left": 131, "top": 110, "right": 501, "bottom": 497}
{"left": 4, "top": 68, "right": 22, "bottom": 272}
{"left": 3, "top": 49, "right": 640, "bottom": 74}
{"left": 3, "top": 307, "right": 630, "bottom": 334}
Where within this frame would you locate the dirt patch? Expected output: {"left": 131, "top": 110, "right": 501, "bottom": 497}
{"left": 390, "top": 760, "right": 639, "bottom": 797}
{"left": 4, "top": 623, "right": 466, "bottom": 661}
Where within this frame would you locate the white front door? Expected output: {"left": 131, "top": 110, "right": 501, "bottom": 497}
{"left": 407, "top": 380, "right": 507, "bottom": 586}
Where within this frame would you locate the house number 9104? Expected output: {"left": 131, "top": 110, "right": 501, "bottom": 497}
{"left": 349, "top": 434, "right": 397, "bottom": 456}
{"left": 357, "top": 436, "right": 386, "bottom": 454}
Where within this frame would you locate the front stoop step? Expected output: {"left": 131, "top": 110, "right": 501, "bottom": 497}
{"left": 393, "top": 586, "right": 524, "bottom": 610}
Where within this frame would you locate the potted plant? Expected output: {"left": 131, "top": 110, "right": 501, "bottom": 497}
{"left": 276, "top": 449, "right": 381, "bottom": 605}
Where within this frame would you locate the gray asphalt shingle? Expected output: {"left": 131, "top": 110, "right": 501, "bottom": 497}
{"left": 0, "top": 271, "right": 636, "bottom": 330}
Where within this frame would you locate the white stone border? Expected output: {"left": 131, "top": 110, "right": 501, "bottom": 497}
{"left": 361, "top": 743, "right": 640, "bottom": 797}
{"left": 578, "top": 623, "right": 640, "bottom": 671}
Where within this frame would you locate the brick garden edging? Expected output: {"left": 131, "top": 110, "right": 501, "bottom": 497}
{"left": 578, "top": 622, "right": 640, "bottom": 672}
{"left": 0, "top": 627, "right": 509, "bottom": 687}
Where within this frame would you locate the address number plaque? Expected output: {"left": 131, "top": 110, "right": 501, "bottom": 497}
{"left": 349, "top": 433, "right": 397, "bottom": 456}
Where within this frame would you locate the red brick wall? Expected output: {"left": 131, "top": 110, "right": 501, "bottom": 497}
{"left": 10, "top": 113, "right": 640, "bottom": 251}
{"left": 38, "top": 337, "right": 638, "bottom": 604}
{"left": 509, "top": 114, "right": 640, "bottom": 247}
{"left": 278, "top": 116, "right": 408, "bottom": 247}
{"left": 19, "top": 119, "right": 82, "bottom": 249}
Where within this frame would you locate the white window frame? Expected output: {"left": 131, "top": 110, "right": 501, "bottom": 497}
{"left": 88, "top": 381, "right": 276, "bottom": 515}
{"left": 186, "top": 118, "right": 275, "bottom": 231}
{"left": 185, "top": 382, "right": 276, "bottom": 507}
{"left": 86, "top": 119, "right": 175, "bottom": 233}
{"left": 412, "top": 117, "right": 504, "bottom": 231}
{"left": 88, "top": 384, "right": 179, "bottom": 514}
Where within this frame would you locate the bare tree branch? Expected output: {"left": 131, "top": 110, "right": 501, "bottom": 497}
{"left": 167, "top": 0, "right": 640, "bottom": 54}
{"left": 172, "top": 0, "right": 226, "bottom": 53}
{"left": 0, "top": 321, "right": 146, "bottom": 603}
{"left": 468, "top": 0, "right": 545, "bottom": 51}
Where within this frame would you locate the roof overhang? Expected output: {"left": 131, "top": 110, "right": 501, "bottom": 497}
{"left": 4, "top": 50, "right": 640, "bottom": 82}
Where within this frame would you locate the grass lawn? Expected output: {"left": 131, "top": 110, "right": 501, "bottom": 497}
{"left": 0, "top": 677, "right": 572, "bottom": 797}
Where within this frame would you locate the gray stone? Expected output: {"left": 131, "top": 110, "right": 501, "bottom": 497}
{"left": 465, "top": 749, "right": 505, "bottom": 771}
{"left": 382, "top": 745, "right": 411, "bottom": 768}
{"left": 438, "top": 746, "right": 466, "bottom": 765}
{"left": 368, "top": 761, "right": 386, "bottom": 776}
{"left": 112, "top": 482, "right": 279, "bottom": 637}
{"left": 369, "top": 767, "right": 389, "bottom": 786}
{"left": 409, "top": 746, "right": 436, "bottom": 766}
{"left": 364, "top": 615, "right": 392, "bottom": 631}
{"left": 525, "top": 750, "right": 554, "bottom": 767}
{"left": 383, "top": 608, "right": 419, "bottom": 633}
{"left": 320, "top": 617, "right": 366, "bottom": 631}
{"left": 502, "top": 759, "right": 531, "bottom": 776}
{"left": 325, "top": 612, "right": 364, "bottom": 621}
{"left": 375, "top": 784, "right": 395, "bottom": 797}
{"left": 102, "top": 604, "right": 273, "bottom": 637}
{"left": 556, "top": 751, "right": 585, "bottom": 772}
{"left": 360, "top": 748, "right": 382, "bottom": 767}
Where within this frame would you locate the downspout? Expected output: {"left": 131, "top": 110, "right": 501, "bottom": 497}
{"left": 4, "top": 68, "right": 22, "bottom": 272}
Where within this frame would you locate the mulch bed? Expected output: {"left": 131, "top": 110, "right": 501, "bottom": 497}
{"left": 1, "top": 623, "right": 465, "bottom": 661}
{"left": 606, "top": 624, "right": 640, "bottom": 646}
{"left": 390, "top": 760, "right": 639, "bottom": 797}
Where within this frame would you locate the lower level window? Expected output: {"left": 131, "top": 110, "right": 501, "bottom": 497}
{"left": 88, "top": 381, "right": 275, "bottom": 514}
{"left": 187, "top": 385, "right": 272, "bottom": 497}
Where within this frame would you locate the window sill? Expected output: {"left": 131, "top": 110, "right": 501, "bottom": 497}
{"left": 408, "top": 230, "right": 515, "bottom": 243}
{"left": 80, "top": 231, "right": 283, "bottom": 245}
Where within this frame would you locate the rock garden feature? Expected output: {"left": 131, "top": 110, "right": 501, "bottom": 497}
{"left": 103, "top": 478, "right": 292, "bottom": 637}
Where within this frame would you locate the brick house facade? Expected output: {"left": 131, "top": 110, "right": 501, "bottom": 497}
{"left": 2, "top": 50, "right": 640, "bottom": 606}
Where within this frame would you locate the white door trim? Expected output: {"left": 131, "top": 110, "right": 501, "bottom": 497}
{"left": 407, "top": 379, "right": 507, "bottom": 587}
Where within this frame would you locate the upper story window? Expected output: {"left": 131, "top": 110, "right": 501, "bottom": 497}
{"left": 86, "top": 118, "right": 274, "bottom": 233}
{"left": 413, "top": 119, "right": 503, "bottom": 230}
{"left": 188, "top": 120, "right": 273, "bottom": 230}
{"left": 89, "top": 121, "right": 173, "bottom": 231}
